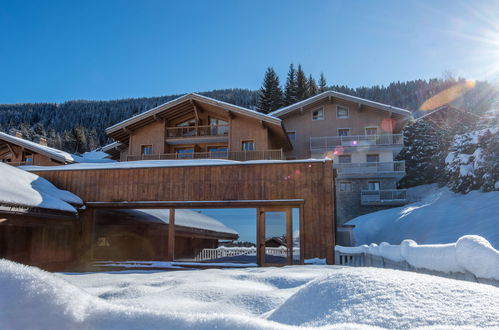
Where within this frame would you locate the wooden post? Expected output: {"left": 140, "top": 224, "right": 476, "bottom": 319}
{"left": 167, "top": 208, "right": 175, "bottom": 261}
{"left": 80, "top": 208, "right": 95, "bottom": 264}
{"left": 286, "top": 208, "right": 293, "bottom": 265}
{"left": 256, "top": 208, "right": 264, "bottom": 266}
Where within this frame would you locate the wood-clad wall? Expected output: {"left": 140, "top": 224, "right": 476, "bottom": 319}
{"left": 31, "top": 161, "right": 335, "bottom": 261}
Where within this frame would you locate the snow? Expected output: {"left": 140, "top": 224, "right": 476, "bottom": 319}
{"left": 347, "top": 185, "right": 499, "bottom": 249}
{"left": 1, "top": 259, "right": 498, "bottom": 329}
{"left": 131, "top": 209, "right": 238, "bottom": 235}
{"left": 0, "top": 163, "right": 82, "bottom": 213}
{"left": 0, "top": 132, "right": 74, "bottom": 163}
{"left": 400, "top": 240, "right": 462, "bottom": 273}
{"left": 21, "top": 158, "right": 326, "bottom": 171}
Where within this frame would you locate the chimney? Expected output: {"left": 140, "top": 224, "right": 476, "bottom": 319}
{"left": 15, "top": 131, "right": 22, "bottom": 138}
{"left": 38, "top": 137, "right": 47, "bottom": 146}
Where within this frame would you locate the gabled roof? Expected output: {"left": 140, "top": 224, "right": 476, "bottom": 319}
{"left": 269, "top": 90, "right": 412, "bottom": 118}
{"left": 0, "top": 132, "right": 74, "bottom": 164}
{"left": 106, "top": 93, "right": 282, "bottom": 138}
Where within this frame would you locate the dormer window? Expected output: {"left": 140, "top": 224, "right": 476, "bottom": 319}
{"left": 312, "top": 108, "right": 324, "bottom": 120}
{"left": 336, "top": 105, "right": 349, "bottom": 119}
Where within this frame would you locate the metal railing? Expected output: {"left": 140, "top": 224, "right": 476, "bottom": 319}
{"left": 310, "top": 134, "right": 403, "bottom": 150}
{"left": 126, "top": 149, "right": 285, "bottom": 162}
{"left": 166, "top": 124, "right": 229, "bottom": 138}
{"left": 361, "top": 189, "right": 408, "bottom": 205}
{"left": 194, "top": 246, "right": 300, "bottom": 261}
{"left": 334, "top": 161, "right": 405, "bottom": 175}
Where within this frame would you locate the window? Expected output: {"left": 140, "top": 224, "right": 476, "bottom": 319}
{"left": 242, "top": 140, "right": 255, "bottom": 151}
{"left": 176, "top": 119, "right": 196, "bottom": 127}
{"left": 367, "top": 181, "right": 380, "bottom": 191}
{"left": 366, "top": 154, "right": 380, "bottom": 163}
{"left": 208, "top": 146, "right": 228, "bottom": 158}
{"left": 175, "top": 147, "right": 194, "bottom": 159}
{"left": 365, "top": 127, "right": 378, "bottom": 135}
{"left": 338, "top": 155, "right": 351, "bottom": 163}
{"left": 209, "top": 118, "right": 228, "bottom": 135}
{"left": 141, "top": 145, "right": 153, "bottom": 155}
{"left": 176, "top": 119, "right": 196, "bottom": 137}
{"left": 22, "top": 152, "right": 33, "bottom": 165}
{"left": 338, "top": 129, "right": 350, "bottom": 137}
{"left": 312, "top": 108, "right": 324, "bottom": 120}
{"left": 287, "top": 131, "right": 296, "bottom": 143}
{"left": 339, "top": 182, "right": 352, "bottom": 192}
{"left": 336, "top": 105, "right": 349, "bottom": 119}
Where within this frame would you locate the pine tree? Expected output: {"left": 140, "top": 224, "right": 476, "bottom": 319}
{"left": 295, "top": 64, "right": 308, "bottom": 101}
{"left": 307, "top": 74, "right": 318, "bottom": 97}
{"left": 257, "top": 67, "right": 283, "bottom": 114}
{"left": 284, "top": 64, "right": 297, "bottom": 106}
{"left": 318, "top": 73, "right": 327, "bottom": 93}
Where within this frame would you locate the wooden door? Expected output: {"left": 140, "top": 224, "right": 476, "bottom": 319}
{"left": 257, "top": 207, "right": 293, "bottom": 266}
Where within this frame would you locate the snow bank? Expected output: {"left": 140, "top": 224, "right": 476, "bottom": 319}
{"left": 0, "top": 163, "right": 82, "bottom": 213}
{"left": 348, "top": 185, "right": 499, "bottom": 249}
{"left": 337, "top": 235, "right": 499, "bottom": 280}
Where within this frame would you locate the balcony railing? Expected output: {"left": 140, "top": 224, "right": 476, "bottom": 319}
{"left": 361, "top": 189, "right": 408, "bottom": 205}
{"left": 310, "top": 134, "right": 403, "bottom": 150}
{"left": 166, "top": 124, "right": 229, "bottom": 138}
{"left": 334, "top": 161, "right": 405, "bottom": 176}
{"left": 126, "top": 149, "right": 284, "bottom": 162}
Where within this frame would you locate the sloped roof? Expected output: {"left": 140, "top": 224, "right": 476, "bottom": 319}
{"left": 0, "top": 132, "right": 74, "bottom": 164}
{"left": 269, "top": 90, "right": 412, "bottom": 118}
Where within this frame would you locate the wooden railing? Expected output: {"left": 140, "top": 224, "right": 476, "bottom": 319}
{"left": 334, "top": 161, "right": 405, "bottom": 175}
{"left": 361, "top": 189, "right": 408, "bottom": 205}
{"left": 310, "top": 134, "right": 403, "bottom": 150}
{"left": 126, "top": 149, "right": 285, "bottom": 162}
{"left": 166, "top": 124, "right": 229, "bottom": 138}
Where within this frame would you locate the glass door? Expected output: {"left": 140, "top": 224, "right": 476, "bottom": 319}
{"left": 258, "top": 208, "right": 292, "bottom": 266}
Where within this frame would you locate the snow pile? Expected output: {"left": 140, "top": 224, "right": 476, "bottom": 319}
{"left": 347, "top": 185, "right": 499, "bottom": 249}
{"left": 0, "top": 163, "right": 82, "bottom": 213}
{"left": 0, "top": 132, "right": 74, "bottom": 163}
{"left": 1, "top": 259, "right": 499, "bottom": 330}
{"left": 444, "top": 126, "right": 498, "bottom": 193}
{"left": 336, "top": 235, "right": 499, "bottom": 281}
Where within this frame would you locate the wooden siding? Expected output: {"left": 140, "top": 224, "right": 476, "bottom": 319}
{"left": 31, "top": 161, "right": 335, "bottom": 262}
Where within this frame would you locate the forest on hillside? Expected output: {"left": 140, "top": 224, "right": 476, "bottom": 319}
{"left": 0, "top": 73, "right": 496, "bottom": 154}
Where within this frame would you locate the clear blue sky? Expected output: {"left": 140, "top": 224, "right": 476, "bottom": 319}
{"left": 1, "top": 0, "right": 498, "bottom": 103}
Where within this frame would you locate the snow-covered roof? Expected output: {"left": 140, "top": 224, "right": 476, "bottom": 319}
{"left": 131, "top": 209, "right": 238, "bottom": 236}
{"left": 106, "top": 93, "right": 282, "bottom": 134}
{"left": 0, "top": 163, "right": 83, "bottom": 214}
{"left": 21, "top": 158, "right": 328, "bottom": 172}
{"left": 101, "top": 141, "right": 123, "bottom": 152}
{"left": 0, "top": 132, "right": 75, "bottom": 164}
{"left": 269, "top": 90, "right": 412, "bottom": 118}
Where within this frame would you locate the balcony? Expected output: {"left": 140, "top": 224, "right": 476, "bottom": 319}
{"left": 126, "top": 149, "right": 285, "bottom": 162}
{"left": 361, "top": 189, "right": 408, "bottom": 206}
{"left": 334, "top": 161, "right": 405, "bottom": 178}
{"left": 166, "top": 124, "right": 229, "bottom": 144}
{"left": 310, "top": 134, "right": 403, "bottom": 152}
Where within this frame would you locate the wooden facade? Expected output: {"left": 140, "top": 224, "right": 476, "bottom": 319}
{"left": 30, "top": 160, "right": 335, "bottom": 263}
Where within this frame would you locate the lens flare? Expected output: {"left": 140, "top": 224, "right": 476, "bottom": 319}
{"left": 419, "top": 80, "right": 476, "bottom": 111}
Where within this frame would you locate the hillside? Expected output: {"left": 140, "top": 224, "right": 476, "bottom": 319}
{"left": 0, "top": 78, "right": 495, "bottom": 154}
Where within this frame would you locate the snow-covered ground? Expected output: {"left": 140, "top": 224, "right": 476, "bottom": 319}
{"left": 1, "top": 259, "right": 498, "bottom": 329}
{"left": 347, "top": 184, "right": 499, "bottom": 249}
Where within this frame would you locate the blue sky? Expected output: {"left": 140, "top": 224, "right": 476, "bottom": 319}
{"left": 0, "top": 0, "right": 498, "bottom": 103}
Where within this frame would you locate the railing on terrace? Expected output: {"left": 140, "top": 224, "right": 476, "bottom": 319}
{"left": 166, "top": 124, "right": 229, "bottom": 138}
{"left": 126, "top": 149, "right": 285, "bottom": 162}
{"left": 334, "top": 161, "right": 405, "bottom": 175}
{"left": 310, "top": 134, "right": 403, "bottom": 150}
{"left": 361, "top": 189, "right": 408, "bottom": 206}
{"left": 194, "top": 246, "right": 300, "bottom": 262}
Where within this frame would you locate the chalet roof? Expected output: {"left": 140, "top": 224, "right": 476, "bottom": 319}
{"left": 0, "top": 132, "right": 74, "bottom": 164}
{"left": 105, "top": 93, "right": 283, "bottom": 142}
{"left": 0, "top": 163, "right": 83, "bottom": 215}
{"left": 269, "top": 90, "right": 412, "bottom": 118}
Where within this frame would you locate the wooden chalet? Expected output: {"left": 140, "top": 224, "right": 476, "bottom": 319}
{"left": 0, "top": 131, "right": 75, "bottom": 166}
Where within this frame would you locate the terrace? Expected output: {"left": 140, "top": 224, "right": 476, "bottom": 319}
{"left": 334, "top": 161, "right": 406, "bottom": 178}
{"left": 310, "top": 134, "right": 403, "bottom": 152}
{"left": 360, "top": 189, "right": 408, "bottom": 206}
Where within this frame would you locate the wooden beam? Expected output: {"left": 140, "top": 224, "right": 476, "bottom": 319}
{"left": 6, "top": 143, "right": 18, "bottom": 158}
{"left": 192, "top": 102, "right": 200, "bottom": 125}
{"left": 358, "top": 104, "right": 363, "bottom": 111}
{"left": 122, "top": 127, "right": 132, "bottom": 134}
{"left": 227, "top": 111, "right": 234, "bottom": 119}
{"left": 328, "top": 95, "right": 333, "bottom": 103}
{"left": 299, "top": 107, "right": 304, "bottom": 115}
{"left": 167, "top": 208, "right": 175, "bottom": 261}
{"left": 257, "top": 208, "right": 264, "bottom": 266}
{"left": 80, "top": 208, "right": 96, "bottom": 263}
{"left": 259, "top": 120, "right": 267, "bottom": 129}
{"left": 86, "top": 199, "right": 305, "bottom": 209}
{"left": 286, "top": 208, "right": 293, "bottom": 265}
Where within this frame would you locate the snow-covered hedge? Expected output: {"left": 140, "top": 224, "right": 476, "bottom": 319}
{"left": 336, "top": 235, "right": 499, "bottom": 281}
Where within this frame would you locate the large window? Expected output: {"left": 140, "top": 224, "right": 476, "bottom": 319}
{"left": 208, "top": 146, "right": 228, "bottom": 159}
{"left": 338, "top": 129, "right": 350, "bottom": 137}
{"left": 339, "top": 181, "right": 352, "bottom": 192}
{"left": 176, "top": 119, "right": 196, "bottom": 137}
{"left": 366, "top": 154, "right": 380, "bottom": 163}
{"left": 312, "top": 108, "right": 324, "bottom": 120}
{"left": 242, "top": 140, "right": 255, "bottom": 151}
{"left": 367, "top": 181, "right": 380, "bottom": 191}
{"left": 365, "top": 127, "right": 378, "bottom": 135}
{"left": 338, "top": 155, "right": 351, "bottom": 163}
{"left": 175, "top": 147, "right": 194, "bottom": 159}
{"left": 141, "top": 145, "right": 153, "bottom": 155}
{"left": 336, "top": 105, "right": 349, "bottom": 119}
{"left": 209, "top": 118, "right": 229, "bottom": 135}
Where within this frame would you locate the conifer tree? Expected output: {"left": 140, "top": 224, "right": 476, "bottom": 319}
{"left": 307, "top": 74, "right": 318, "bottom": 97}
{"left": 318, "top": 73, "right": 327, "bottom": 93}
{"left": 257, "top": 67, "right": 283, "bottom": 114}
{"left": 295, "top": 64, "right": 308, "bottom": 101}
{"left": 284, "top": 64, "right": 297, "bottom": 106}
